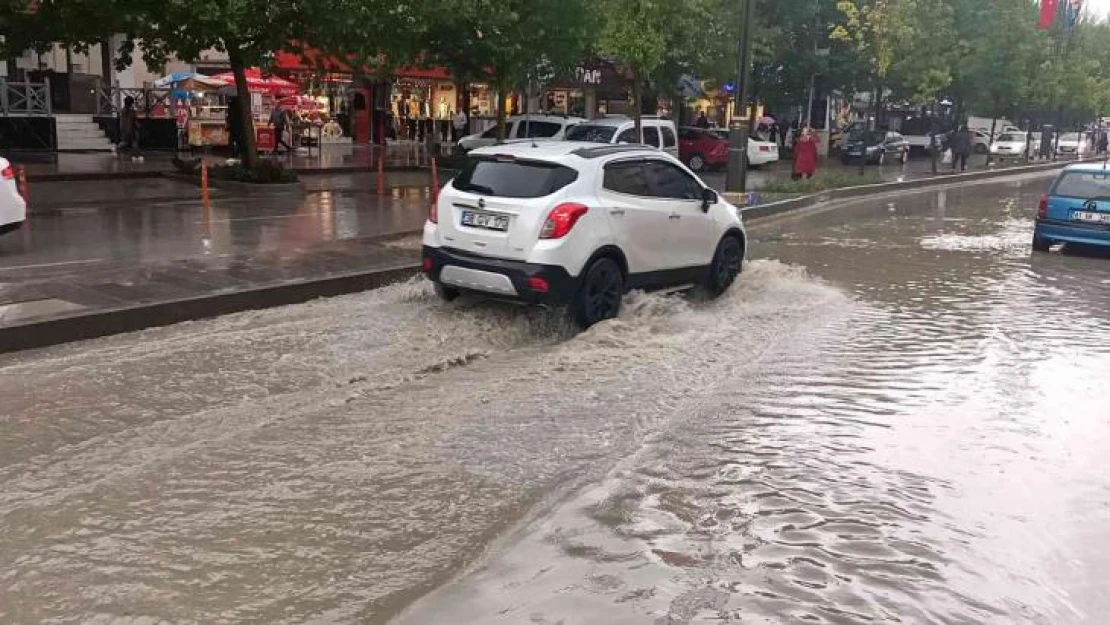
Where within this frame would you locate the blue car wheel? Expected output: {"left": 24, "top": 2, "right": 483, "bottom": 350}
{"left": 1032, "top": 230, "right": 1051, "bottom": 252}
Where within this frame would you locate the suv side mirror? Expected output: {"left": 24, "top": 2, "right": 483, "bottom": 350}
{"left": 701, "top": 187, "right": 718, "bottom": 211}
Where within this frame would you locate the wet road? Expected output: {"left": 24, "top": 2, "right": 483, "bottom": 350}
{"left": 3, "top": 173, "right": 1110, "bottom": 624}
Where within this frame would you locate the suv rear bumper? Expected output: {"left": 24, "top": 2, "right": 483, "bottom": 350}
{"left": 422, "top": 246, "right": 580, "bottom": 304}
{"left": 1035, "top": 218, "right": 1110, "bottom": 247}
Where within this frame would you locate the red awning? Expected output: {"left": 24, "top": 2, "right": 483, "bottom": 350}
{"left": 273, "top": 49, "right": 455, "bottom": 81}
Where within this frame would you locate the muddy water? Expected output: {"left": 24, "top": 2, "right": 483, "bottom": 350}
{"left": 394, "top": 177, "right": 1110, "bottom": 625}
{"left": 2, "top": 174, "right": 1109, "bottom": 624}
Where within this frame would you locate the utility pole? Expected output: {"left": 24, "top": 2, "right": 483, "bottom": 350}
{"left": 725, "top": 0, "right": 756, "bottom": 193}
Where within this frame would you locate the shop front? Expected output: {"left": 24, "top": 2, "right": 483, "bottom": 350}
{"left": 544, "top": 60, "right": 632, "bottom": 119}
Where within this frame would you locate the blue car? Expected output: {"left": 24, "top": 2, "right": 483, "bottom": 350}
{"left": 1033, "top": 163, "right": 1110, "bottom": 251}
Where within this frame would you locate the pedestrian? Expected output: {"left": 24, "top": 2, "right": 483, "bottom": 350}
{"left": 1099, "top": 131, "right": 1108, "bottom": 155}
{"left": 117, "top": 96, "right": 143, "bottom": 162}
{"left": 793, "top": 126, "right": 818, "bottom": 179}
{"left": 948, "top": 125, "right": 972, "bottom": 172}
{"left": 694, "top": 109, "right": 710, "bottom": 129}
{"left": 226, "top": 97, "right": 244, "bottom": 159}
{"left": 452, "top": 108, "right": 468, "bottom": 143}
{"left": 269, "top": 102, "right": 294, "bottom": 154}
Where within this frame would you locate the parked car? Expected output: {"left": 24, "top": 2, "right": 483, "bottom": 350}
{"left": 840, "top": 130, "right": 910, "bottom": 165}
{"left": 989, "top": 132, "right": 1032, "bottom": 159}
{"left": 563, "top": 116, "right": 680, "bottom": 158}
{"left": 421, "top": 141, "right": 747, "bottom": 328}
{"left": 1055, "top": 132, "right": 1092, "bottom": 157}
{"left": 0, "top": 157, "right": 27, "bottom": 237}
{"left": 457, "top": 114, "right": 585, "bottom": 152}
{"left": 678, "top": 126, "right": 779, "bottom": 171}
{"left": 1033, "top": 163, "right": 1110, "bottom": 252}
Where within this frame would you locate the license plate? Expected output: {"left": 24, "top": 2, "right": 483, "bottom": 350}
{"left": 460, "top": 210, "right": 509, "bottom": 231}
{"left": 1073, "top": 211, "right": 1110, "bottom": 224}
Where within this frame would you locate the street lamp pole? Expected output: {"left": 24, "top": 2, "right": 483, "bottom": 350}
{"left": 726, "top": 0, "right": 756, "bottom": 193}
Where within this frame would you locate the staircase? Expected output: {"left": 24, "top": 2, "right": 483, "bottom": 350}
{"left": 54, "top": 114, "right": 115, "bottom": 151}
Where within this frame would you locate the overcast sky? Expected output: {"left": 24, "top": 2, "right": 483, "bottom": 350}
{"left": 1087, "top": 0, "right": 1110, "bottom": 20}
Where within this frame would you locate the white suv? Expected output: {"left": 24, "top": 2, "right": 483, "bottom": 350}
{"left": 422, "top": 142, "right": 747, "bottom": 328}
{"left": 564, "top": 116, "right": 680, "bottom": 158}
{"left": 457, "top": 114, "right": 586, "bottom": 152}
{"left": 0, "top": 156, "right": 27, "bottom": 237}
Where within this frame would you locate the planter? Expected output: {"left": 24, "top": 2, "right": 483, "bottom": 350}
{"left": 162, "top": 172, "right": 305, "bottom": 197}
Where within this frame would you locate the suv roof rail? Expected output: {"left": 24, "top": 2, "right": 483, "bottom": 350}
{"left": 570, "top": 144, "right": 653, "bottom": 159}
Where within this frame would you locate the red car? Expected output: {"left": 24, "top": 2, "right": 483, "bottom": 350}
{"left": 678, "top": 126, "right": 729, "bottom": 172}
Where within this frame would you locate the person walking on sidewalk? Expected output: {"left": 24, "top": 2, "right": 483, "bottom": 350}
{"left": 118, "top": 96, "right": 143, "bottom": 162}
{"left": 269, "top": 103, "right": 293, "bottom": 154}
{"left": 452, "top": 108, "right": 468, "bottom": 143}
{"left": 793, "top": 127, "right": 818, "bottom": 179}
{"left": 948, "top": 125, "right": 972, "bottom": 172}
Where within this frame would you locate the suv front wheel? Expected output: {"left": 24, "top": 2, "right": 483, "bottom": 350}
{"left": 701, "top": 235, "right": 744, "bottom": 298}
{"left": 572, "top": 257, "right": 624, "bottom": 328}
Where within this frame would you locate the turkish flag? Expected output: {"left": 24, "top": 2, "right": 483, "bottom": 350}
{"left": 1038, "top": 0, "right": 1059, "bottom": 28}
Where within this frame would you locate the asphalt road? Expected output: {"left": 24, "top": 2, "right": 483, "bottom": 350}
{"left": 2, "top": 172, "right": 1109, "bottom": 624}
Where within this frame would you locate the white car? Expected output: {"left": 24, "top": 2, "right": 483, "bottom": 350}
{"left": 563, "top": 116, "right": 681, "bottom": 158}
{"left": 421, "top": 142, "right": 747, "bottom": 328}
{"left": 1, "top": 157, "right": 27, "bottom": 236}
{"left": 1055, "top": 132, "right": 1091, "bottom": 157}
{"left": 457, "top": 114, "right": 586, "bottom": 152}
{"left": 989, "top": 132, "right": 1031, "bottom": 158}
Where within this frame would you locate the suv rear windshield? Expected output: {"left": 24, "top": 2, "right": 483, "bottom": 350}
{"left": 1052, "top": 171, "right": 1110, "bottom": 198}
{"left": 997, "top": 133, "right": 1023, "bottom": 142}
{"left": 565, "top": 124, "right": 616, "bottom": 143}
{"left": 452, "top": 157, "right": 578, "bottom": 198}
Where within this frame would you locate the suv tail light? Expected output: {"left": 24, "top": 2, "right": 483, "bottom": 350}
{"left": 429, "top": 197, "right": 438, "bottom": 224}
{"left": 539, "top": 203, "right": 588, "bottom": 239}
{"left": 1, "top": 165, "right": 13, "bottom": 180}
{"left": 1037, "top": 194, "right": 1047, "bottom": 220}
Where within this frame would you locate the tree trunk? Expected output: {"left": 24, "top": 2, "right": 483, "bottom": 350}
{"left": 632, "top": 72, "right": 642, "bottom": 143}
{"left": 987, "top": 116, "right": 998, "bottom": 166}
{"left": 495, "top": 76, "right": 508, "bottom": 143}
{"left": 228, "top": 48, "right": 258, "bottom": 169}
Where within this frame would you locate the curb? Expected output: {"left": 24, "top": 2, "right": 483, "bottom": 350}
{"left": 0, "top": 264, "right": 420, "bottom": 354}
{"left": 729, "top": 159, "right": 1097, "bottom": 220}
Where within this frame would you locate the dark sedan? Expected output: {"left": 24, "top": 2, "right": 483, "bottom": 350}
{"left": 841, "top": 130, "right": 910, "bottom": 165}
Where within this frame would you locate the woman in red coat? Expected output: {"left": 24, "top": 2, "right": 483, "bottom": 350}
{"left": 793, "top": 127, "right": 818, "bottom": 179}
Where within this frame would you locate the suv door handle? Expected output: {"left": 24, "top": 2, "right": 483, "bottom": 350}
{"left": 669, "top": 213, "right": 681, "bottom": 220}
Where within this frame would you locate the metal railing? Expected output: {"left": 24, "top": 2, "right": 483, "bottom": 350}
{"left": 0, "top": 79, "right": 52, "bottom": 115}
{"left": 96, "top": 86, "right": 175, "bottom": 118}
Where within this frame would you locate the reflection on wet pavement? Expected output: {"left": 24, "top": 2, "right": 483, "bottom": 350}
{"left": 0, "top": 175, "right": 431, "bottom": 326}
{"left": 3, "top": 173, "right": 1110, "bottom": 623}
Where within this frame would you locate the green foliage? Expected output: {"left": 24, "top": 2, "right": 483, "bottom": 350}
{"left": 758, "top": 169, "right": 882, "bottom": 194}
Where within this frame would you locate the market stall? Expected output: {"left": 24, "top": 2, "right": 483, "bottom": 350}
{"left": 182, "top": 68, "right": 300, "bottom": 150}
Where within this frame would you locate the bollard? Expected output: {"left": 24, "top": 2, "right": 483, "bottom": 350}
{"left": 200, "top": 161, "right": 210, "bottom": 211}
{"left": 376, "top": 154, "right": 385, "bottom": 196}
{"left": 16, "top": 165, "right": 29, "bottom": 205}
{"left": 430, "top": 156, "right": 440, "bottom": 205}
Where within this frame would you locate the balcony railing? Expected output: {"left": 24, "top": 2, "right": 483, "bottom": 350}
{"left": 0, "top": 79, "right": 52, "bottom": 115}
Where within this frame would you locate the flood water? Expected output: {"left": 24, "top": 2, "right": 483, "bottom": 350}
{"left": 2, "top": 173, "right": 1109, "bottom": 624}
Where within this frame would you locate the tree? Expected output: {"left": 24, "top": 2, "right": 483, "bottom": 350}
{"left": 117, "top": 0, "right": 319, "bottom": 168}
{"left": 423, "top": 0, "right": 596, "bottom": 141}
{"left": 596, "top": 0, "right": 669, "bottom": 139}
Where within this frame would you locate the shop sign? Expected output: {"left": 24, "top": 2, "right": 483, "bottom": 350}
{"left": 576, "top": 67, "right": 602, "bottom": 85}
